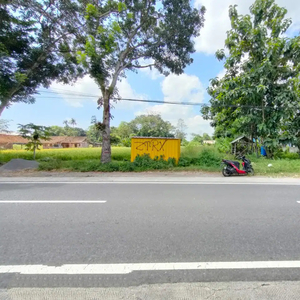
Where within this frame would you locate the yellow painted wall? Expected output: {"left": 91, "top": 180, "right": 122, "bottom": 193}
{"left": 131, "top": 137, "right": 181, "bottom": 162}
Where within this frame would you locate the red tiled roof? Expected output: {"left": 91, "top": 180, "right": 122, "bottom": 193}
{"left": 43, "top": 136, "right": 87, "bottom": 144}
{"left": 0, "top": 134, "right": 87, "bottom": 145}
{"left": 0, "top": 134, "right": 28, "bottom": 144}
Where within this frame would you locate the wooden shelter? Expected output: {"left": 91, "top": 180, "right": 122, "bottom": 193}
{"left": 231, "top": 136, "right": 253, "bottom": 156}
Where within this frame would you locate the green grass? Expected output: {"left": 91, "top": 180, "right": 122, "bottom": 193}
{"left": 249, "top": 155, "right": 300, "bottom": 176}
{"left": 1, "top": 145, "right": 299, "bottom": 176}
{"left": 0, "top": 147, "right": 131, "bottom": 162}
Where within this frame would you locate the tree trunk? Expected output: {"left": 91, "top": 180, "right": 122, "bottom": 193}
{"left": 101, "top": 95, "right": 111, "bottom": 163}
{"left": 33, "top": 145, "right": 36, "bottom": 160}
{"left": 0, "top": 101, "right": 7, "bottom": 117}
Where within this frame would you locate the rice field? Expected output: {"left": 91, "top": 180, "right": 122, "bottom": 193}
{"left": 0, "top": 147, "right": 131, "bottom": 162}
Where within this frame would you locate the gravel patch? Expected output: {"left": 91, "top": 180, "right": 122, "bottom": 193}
{"left": 0, "top": 159, "right": 39, "bottom": 172}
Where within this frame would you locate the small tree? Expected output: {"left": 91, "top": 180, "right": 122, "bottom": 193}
{"left": 18, "top": 123, "right": 50, "bottom": 160}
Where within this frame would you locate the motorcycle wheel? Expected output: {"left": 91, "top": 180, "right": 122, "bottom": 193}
{"left": 222, "top": 167, "right": 231, "bottom": 177}
{"left": 247, "top": 168, "right": 255, "bottom": 176}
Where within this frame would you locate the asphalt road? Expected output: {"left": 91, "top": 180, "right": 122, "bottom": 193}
{"left": 1, "top": 180, "right": 300, "bottom": 288}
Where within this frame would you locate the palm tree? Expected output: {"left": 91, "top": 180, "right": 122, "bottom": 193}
{"left": 63, "top": 120, "right": 69, "bottom": 127}
{"left": 70, "top": 118, "right": 77, "bottom": 128}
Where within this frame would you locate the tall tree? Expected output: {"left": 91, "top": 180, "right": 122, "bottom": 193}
{"left": 175, "top": 118, "right": 187, "bottom": 141}
{"left": 202, "top": 133, "right": 211, "bottom": 140}
{"left": 131, "top": 114, "right": 175, "bottom": 137}
{"left": 202, "top": 0, "right": 300, "bottom": 155}
{"left": 0, "top": 0, "right": 93, "bottom": 116}
{"left": 69, "top": 118, "right": 77, "bottom": 128}
{"left": 77, "top": 0, "right": 205, "bottom": 163}
{"left": 48, "top": 125, "right": 66, "bottom": 136}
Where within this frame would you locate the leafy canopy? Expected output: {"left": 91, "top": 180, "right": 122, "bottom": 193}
{"left": 76, "top": 0, "right": 205, "bottom": 162}
{"left": 0, "top": 0, "right": 87, "bottom": 115}
{"left": 202, "top": 0, "right": 300, "bottom": 153}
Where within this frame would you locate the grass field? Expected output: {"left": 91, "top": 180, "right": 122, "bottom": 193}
{"left": 0, "top": 146, "right": 299, "bottom": 175}
{"left": 0, "top": 147, "right": 131, "bottom": 162}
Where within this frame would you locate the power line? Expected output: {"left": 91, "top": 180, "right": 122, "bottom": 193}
{"left": 37, "top": 89, "right": 295, "bottom": 109}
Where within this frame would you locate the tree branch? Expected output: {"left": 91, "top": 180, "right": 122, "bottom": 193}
{"left": 131, "top": 63, "right": 155, "bottom": 69}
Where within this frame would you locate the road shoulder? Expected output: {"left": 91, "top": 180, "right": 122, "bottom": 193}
{"left": 1, "top": 282, "right": 299, "bottom": 300}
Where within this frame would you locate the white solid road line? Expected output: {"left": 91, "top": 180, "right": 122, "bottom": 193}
{"left": 1, "top": 261, "right": 300, "bottom": 275}
{"left": 0, "top": 200, "right": 107, "bottom": 204}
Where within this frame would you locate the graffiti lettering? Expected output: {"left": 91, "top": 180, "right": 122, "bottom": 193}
{"left": 135, "top": 140, "right": 168, "bottom": 152}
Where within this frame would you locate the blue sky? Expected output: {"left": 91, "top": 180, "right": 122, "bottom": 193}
{"left": 2, "top": 0, "right": 300, "bottom": 138}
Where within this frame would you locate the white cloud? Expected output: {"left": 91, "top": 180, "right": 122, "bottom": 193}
{"left": 50, "top": 76, "right": 100, "bottom": 107}
{"left": 136, "top": 74, "right": 213, "bottom": 138}
{"left": 194, "top": 0, "right": 300, "bottom": 55}
{"left": 114, "top": 79, "right": 148, "bottom": 110}
{"left": 162, "top": 73, "right": 204, "bottom": 103}
{"left": 50, "top": 75, "right": 147, "bottom": 110}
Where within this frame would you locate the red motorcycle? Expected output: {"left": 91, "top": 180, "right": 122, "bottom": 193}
{"left": 221, "top": 156, "right": 254, "bottom": 177}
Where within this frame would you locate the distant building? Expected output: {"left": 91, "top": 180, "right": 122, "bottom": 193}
{"left": 203, "top": 140, "right": 216, "bottom": 145}
{"left": 0, "top": 134, "right": 89, "bottom": 149}
{"left": 42, "top": 136, "right": 89, "bottom": 149}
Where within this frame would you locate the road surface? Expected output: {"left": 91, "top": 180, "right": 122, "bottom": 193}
{"left": 1, "top": 177, "right": 300, "bottom": 292}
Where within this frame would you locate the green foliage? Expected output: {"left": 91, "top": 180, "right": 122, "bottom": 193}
{"left": 0, "top": 147, "right": 131, "bottom": 162}
{"left": 189, "top": 134, "right": 204, "bottom": 145}
{"left": 133, "top": 154, "right": 176, "bottom": 171}
{"left": 203, "top": 0, "right": 300, "bottom": 156}
{"left": 215, "top": 137, "right": 232, "bottom": 153}
{"left": 131, "top": 114, "right": 175, "bottom": 138}
{"left": 48, "top": 124, "right": 86, "bottom": 137}
{"left": 0, "top": 1, "right": 84, "bottom": 115}
{"left": 3, "top": 144, "right": 299, "bottom": 175}
{"left": 179, "top": 147, "right": 223, "bottom": 168}
{"left": 18, "top": 123, "right": 50, "bottom": 159}
{"left": 78, "top": 0, "right": 205, "bottom": 163}
{"left": 273, "top": 148, "right": 300, "bottom": 160}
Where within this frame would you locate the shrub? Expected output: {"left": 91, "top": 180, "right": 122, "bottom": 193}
{"left": 274, "top": 149, "right": 300, "bottom": 160}
{"left": 133, "top": 154, "right": 176, "bottom": 171}
{"left": 178, "top": 157, "right": 192, "bottom": 167}
{"left": 197, "top": 148, "right": 222, "bottom": 167}
{"left": 215, "top": 137, "right": 231, "bottom": 153}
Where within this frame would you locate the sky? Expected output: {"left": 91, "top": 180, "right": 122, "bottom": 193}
{"left": 2, "top": 0, "right": 300, "bottom": 138}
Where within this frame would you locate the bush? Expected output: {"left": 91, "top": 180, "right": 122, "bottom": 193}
{"left": 178, "top": 157, "right": 193, "bottom": 167}
{"left": 215, "top": 137, "right": 231, "bottom": 153}
{"left": 196, "top": 148, "right": 222, "bottom": 167}
{"left": 274, "top": 149, "right": 300, "bottom": 160}
{"left": 133, "top": 154, "right": 176, "bottom": 171}
{"left": 39, "top": 159, "right": 63, "bottom": 171}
